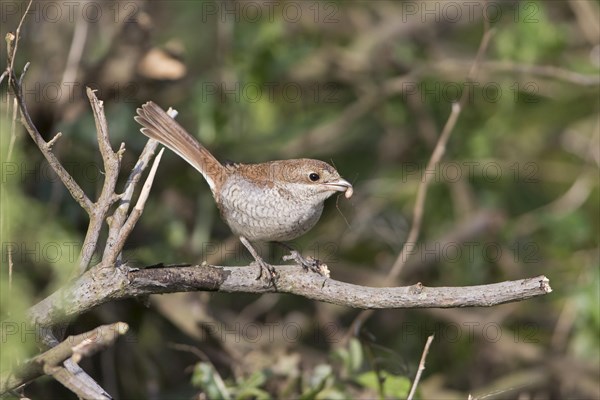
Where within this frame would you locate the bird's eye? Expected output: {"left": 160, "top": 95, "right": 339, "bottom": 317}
{"left": 309, "top": 172, "right": 320, "bottom": 182}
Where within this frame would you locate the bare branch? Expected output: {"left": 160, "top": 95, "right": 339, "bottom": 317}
{"left": 6, "top": 0, "right": 32, "bottom": 83}
{"left": 437, "top": 60, "right": 600, "bottom": 87}
{"left": 347, "top": 22, "right": 496, "bottom": 336}
{"left": 7, "top": 97, "right": 18, "bottom": 161}
{"left": 24, "top": 262, "right": 551, "bottom": 328}
{"left": 4, "top": 59, "right": 128, "bottom": 397}
{"left": 46, "top": 132, "right": 63, "bottom": 150}
{"left": 0, "top": 322, "right": 127, "bottom": 396}
{"left": 7, "top": 67, "right": 93, "bottom": 213}
{"left": 388, "top": 26, "right": 496, "bottom": 281}
{"left": 63, "top": 359, "right": 113, "bottom": 400}
{"left": 60, "top": 13, "right": 88, "bottom": 100}
{"left": 7, "top": 246, "right": 13, "bottom": 292}
{"left": 44, "top": 365, "right": 111, "bottom": 400}
{"left": 103, "top": 139, "right": 159, "bottom": 262}
{"left": 88, "top": 88, "right": 124, "bottom": 166}
{"left": 103, "top": 109, "right": 176, "bottom": 265}
{"left": 110, "top": 147, "right": 164, "bottom": 261}
{"left": 387, "top": 101, "right": 462, "bottom": 280}
{"left": 77, "top": 88, "right": 125, "bottom": 273}
{"left": 133, "top": 148, "right": 164, "bottom": 213}
{"left": 407, "top": 334, "right": 435, "bottom": 400}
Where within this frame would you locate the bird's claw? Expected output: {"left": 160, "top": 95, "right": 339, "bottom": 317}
{"left": 253, "top": 259, "right": 278, "bottom": 285}
{"left": 283, "top": 251, "right": 330, "bottom": 277}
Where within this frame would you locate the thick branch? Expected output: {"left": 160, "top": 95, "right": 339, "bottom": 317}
{"left": 25, "top": 263, "right": 551, "bottom": 328}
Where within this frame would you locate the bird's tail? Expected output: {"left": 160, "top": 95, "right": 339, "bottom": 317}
{"left": 135, "top": 101, "right": 226, "bottom": 193}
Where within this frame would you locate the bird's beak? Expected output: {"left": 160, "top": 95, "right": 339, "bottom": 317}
{"left": 324, "top": 178, "right": 353, "bottom": 198}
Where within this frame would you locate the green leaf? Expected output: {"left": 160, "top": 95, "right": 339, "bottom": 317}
{"left": 234, "top": 387, "right": 271, "bottom": 400}
{"left": 331, "top": 347, "right": 350, "bottom": 372}
{"left": 233, "top": 370, "right": 271, "bottom": 400}
{"left": 356, "top": 371, "right": 380, "bottom": 391}
{"left": 356, "top": 371, "right": 411, "bottom": 399}
{"left": 300, "top": 364, "right": 332, "bottom": 400}
{"left": 315, "top": 387, "right": 349, "bottom": 400}
{"left": 382, "top": 374, "right": 411, "bottom": 398}
{"left": 191, "top": 362, "right": 232, "bottom": 400}
{"left": 348, "top": 338, "right": 363, "bottom": 373}
{"left": 237, "top": 369, "right": 268, "bottom": 389}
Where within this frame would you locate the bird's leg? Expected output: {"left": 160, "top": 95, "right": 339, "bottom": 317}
{"left": 277, "top": 242, "right": 330, "bottom": 277}
{"left": 239, "top": 236, "right": 278, "bottom": 283}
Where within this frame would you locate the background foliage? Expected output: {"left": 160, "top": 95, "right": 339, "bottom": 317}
{"left": 1, "top": 0, "right": 599, "bottom": 398}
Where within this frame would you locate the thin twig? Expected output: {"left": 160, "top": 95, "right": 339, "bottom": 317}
{"left": 389, "top": 26, "right": 495, "bottom": 281}
{"left": 513, "top": 170, "right": 595, "bottom": 236}
{"left": 7, "top": 97, "right": 18, "bottom": 161}
{"left": 8, "top": 246, "right": 13, "bottom": 293}
{"left": 77, "top": 88, "right": 125, "bottom": 273}
{"left": 407, "top": 334, "right": 435, "bottom": 400}
{"left": 513, "top": 128, "right": 599, "bottom": 236}
{"left": 133, "top": 148, "right": 165, "bottom": 212}
{"left": 168, "top": 343, "right": 210, "bottom": 361}
{"left": 102, "top": 109, "right": 176, "bottom": 264}
{"left": 60, "top": 14, "right": 88, "bottom": 101}
{"left": 6, "top": 0, "right": 32, "bottom": 86}
{"left": 387, "top": 101, "right": 462, "bottom": 280}
{"left": 484, "top": 60, "right": 600, "bottom": 86}
{"left": 8, "top": 67, "right": 93, "bottom": 213}
{"left": 346, "top": 22, "right": 496, "bottom": 336}
{"left": 5, "top": 95, "right": 17, "bottom": 294}
{"left": 568, "top": 0, "right": 600, "bottom": 46}
{"left": 46, "top": 132, "right": 63, "bottom": 150}
{"left": 102, "top": 139, "right": 159, "bottom": 262}
{"left": 434, "top": 60, "right": 600, "bottom": 87}
{"left": 112, "top": 148, "right": 165, "bottom": 258}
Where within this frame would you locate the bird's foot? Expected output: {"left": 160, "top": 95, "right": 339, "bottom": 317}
{"left": 252, "top": 258, "right": 278, "bottom": 285}
{"left": 283, "top": 251, "right": 330, "bottom": 278}
{"left": 239, "top": 236, "right": 278, "bottom": 286}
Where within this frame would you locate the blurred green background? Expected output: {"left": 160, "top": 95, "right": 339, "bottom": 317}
{"left": 1, "top": 0, "right": 599, "bottom": 399}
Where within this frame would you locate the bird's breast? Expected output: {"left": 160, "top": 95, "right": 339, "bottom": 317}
{"left": 217, "top": 176, "right": 324, "bottom": 242}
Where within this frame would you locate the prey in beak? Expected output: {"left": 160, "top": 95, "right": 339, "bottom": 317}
{"left": 324, "top": 178, "right": 353, "bottom": 199}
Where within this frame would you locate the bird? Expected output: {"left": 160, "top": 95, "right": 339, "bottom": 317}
{"left": 135, "top": 101, "right": 352, "bottom": 283}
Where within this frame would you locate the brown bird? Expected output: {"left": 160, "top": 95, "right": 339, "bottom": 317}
{"left": 135, "top": 101, "right": 352, "bottom": 282}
